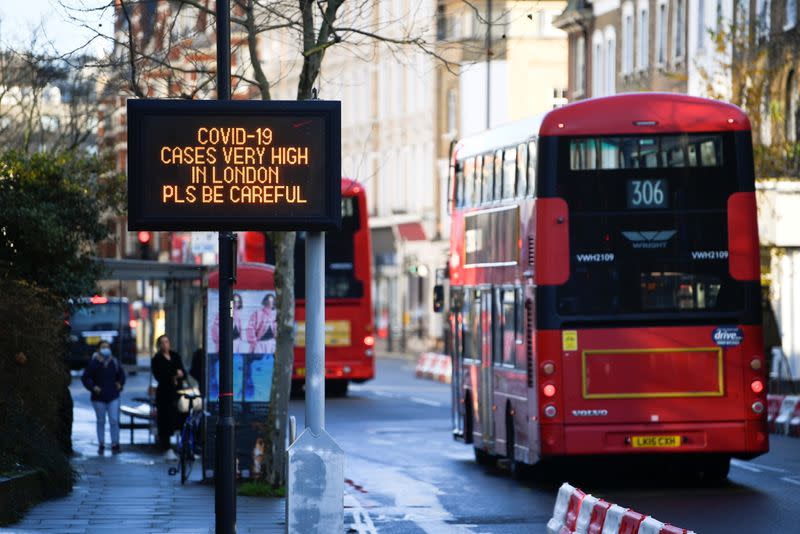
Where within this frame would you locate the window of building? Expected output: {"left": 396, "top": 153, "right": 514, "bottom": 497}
{"left": 575, "top": 35, "right": 586, "bottom": 96}
{"left": 674, "top": 0, "right": 685, "bottom": 60}
{"left": 786, "top": 0, "right": 797, "bottom": 29}
{"left": 737, "top": 0, "right": 750, "bottom": 42}
{"left": 436, "top": 1, "right": 446, "bottom": 40}
{"left": 697, "top": 0, "right": 706, "bottom": 51}
{"left": 622, "top": 4, "right": 634, "bottom": 74}
{"left": 605, "top": 28, "right": 616, "bottom": 95}
{"left": 657, "top": 0, "right": 668, "bottom": 65}
{"left": 447, "top": 89, "right": 457, "bottom": 134}
{"left": 552, "top": 87, "right": 568, "bottom": 108}
{"left": 757, "top": 0, "right": 771, "bottom": 42}
{"left": 592, "top": 30, "right": 604, "bottom": 97}
{"left": 638, "top": 3, "right": 650, "bottom": 69}
{"left": 787, "top": 71, "right": 798, "bottom": 142}
{"left": 761, "top": 88, "right": 772, "bottom": 146}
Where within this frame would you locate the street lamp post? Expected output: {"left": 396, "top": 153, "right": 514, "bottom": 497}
{"left": 215, "top": 1, "right": 237, "bottom": 533}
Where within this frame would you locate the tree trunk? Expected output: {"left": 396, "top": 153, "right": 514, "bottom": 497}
{"left": 260, "top": 0, "right": 342, "bottom": 488}
{"left": 262, "top": 230, "right": 296, "bottom": 487}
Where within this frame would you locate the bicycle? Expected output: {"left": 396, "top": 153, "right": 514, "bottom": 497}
{"left": 168, "top": 392, "right": 204, "bottom": 484}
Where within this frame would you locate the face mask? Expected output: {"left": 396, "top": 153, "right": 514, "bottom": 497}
{"left": 100, "top": 348, "right": 112, "bottom": 358}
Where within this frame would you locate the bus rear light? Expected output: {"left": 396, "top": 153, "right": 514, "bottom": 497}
{"left": 750, "top": 380, "right": 764, "bottom": 394}
{"left": 557, "top": 123, "right": 565, "bottom": 129}
{"left": 543, "top": 384, "right": 556, "bottom": 398}
{"left": 752, "top": 401, "right": 765, "bottom": 414}
{"left": 542, "top": 361, "right": 555, "bottom": 376}
{"left": 750, "top": 358, "right": 762, "bottom": 370}
{"left": 364, "top": 335, "right": 375, "bottom": 347}
{"left": 129, "top": 319, "right": 137, "bottom": 329}
{"left": 543, "top": 405, "right": 557, "bottom": 418}
{"left": 727, "top": 118, "right": 735, "bottom": 124}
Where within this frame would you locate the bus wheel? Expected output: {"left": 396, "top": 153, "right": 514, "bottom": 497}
{"left": 474, "top": 446, "right": 495, "bottom": 467}
{"left": 506, "top": 412, "right": 527, "bottom": 480}
{"left": 701, "top": 456, "right": 730, "bottom": 483}
{"left": 326, "top": 379, "right": 349, "bottom": 398}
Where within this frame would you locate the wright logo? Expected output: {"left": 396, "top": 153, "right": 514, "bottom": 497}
{"left": 621, "top": 230, "right": 677, "bottom": 249}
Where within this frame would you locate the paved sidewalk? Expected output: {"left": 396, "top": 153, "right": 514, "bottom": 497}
{"left": 1, "top": 378, "right": 285, "bottom": 534}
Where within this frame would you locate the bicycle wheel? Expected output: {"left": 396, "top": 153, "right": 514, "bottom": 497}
{"left": 180, "top": 431, "right": 194, "bottom": 484}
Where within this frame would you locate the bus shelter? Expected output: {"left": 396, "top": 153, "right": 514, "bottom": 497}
{"left": 95, "top": 258, "right": 209, "bottom": 369}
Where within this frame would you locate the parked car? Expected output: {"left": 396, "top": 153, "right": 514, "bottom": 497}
{"left": 66, "top": 296, "right": 136, "bottom": 368}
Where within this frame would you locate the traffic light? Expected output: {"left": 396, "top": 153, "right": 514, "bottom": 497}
{"left": 137, "top": 231, "right": 153, "bottom": 260}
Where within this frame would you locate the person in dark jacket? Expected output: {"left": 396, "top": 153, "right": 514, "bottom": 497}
{"left": 152, "top": 335, "right": 186, "bottom": 456}
{"left": 82, "top": 341, "right": 126, "bottom": 454}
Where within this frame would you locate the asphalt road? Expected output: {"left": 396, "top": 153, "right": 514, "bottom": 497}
{"left": 67, "top": 356, "right": 800, "bottom": 533}
{"left": 313, "top": 356, "right": 800, "bottom": 534}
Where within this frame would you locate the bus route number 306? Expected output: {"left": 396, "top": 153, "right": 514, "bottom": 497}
{"left": 627, "top": 179, "right": 668, "bottom": 209}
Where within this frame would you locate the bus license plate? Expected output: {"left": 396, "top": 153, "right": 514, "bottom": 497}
{"left": 85, "top": 335, "right": 100, "bottom": 346}
{"left": 631, "top": 435, "right": 681, "bottom": 448}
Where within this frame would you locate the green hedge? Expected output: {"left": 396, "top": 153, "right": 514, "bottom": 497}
{"left": 0, "top": 280, "right": 74, "bottom": 520}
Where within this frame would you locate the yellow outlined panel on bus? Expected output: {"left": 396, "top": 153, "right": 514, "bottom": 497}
{"left": 581, "top": 347, "right": 724, "bottom": 399}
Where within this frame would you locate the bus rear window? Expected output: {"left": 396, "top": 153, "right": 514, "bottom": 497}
{"left": 570, "top": 135, "right": 723, "bottom": 170}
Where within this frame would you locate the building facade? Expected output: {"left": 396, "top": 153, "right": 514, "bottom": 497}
{"left": 555, "top": 0, "right": 800, "bottom": 382}
{"left": 555, "top": 0, "right": 690, "bottom": 99}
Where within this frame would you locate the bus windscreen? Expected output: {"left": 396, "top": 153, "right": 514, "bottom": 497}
{"left": 556, "top": 133, "right": 744, "bottom": 318}
{"left": 294, "top": 196, "right": 363, "bottom": 299}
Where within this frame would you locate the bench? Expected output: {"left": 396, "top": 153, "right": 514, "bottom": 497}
{"left": 120, "top": 399, "right": 155, "bottom": 445}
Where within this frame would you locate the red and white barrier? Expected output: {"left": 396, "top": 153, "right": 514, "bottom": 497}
{"left": 415, "top": 352, "right": 452, "bottom": 384}
{"left": 548, "top": 483, "right": 695, "bottom": 534}
{"left": 774, "top": 395, "right": 800, "bottom": 435}
{"left": 414, "top": 352, "right": 436, "bottom": 378}
{"left": 767, "top": 394, "right": 785, "bottom": 433}
{"left": 547, "top": 483, "right": 584, "bottom": 534}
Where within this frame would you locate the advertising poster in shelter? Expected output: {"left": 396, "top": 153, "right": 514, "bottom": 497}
{"left": 204, "top": 288, "right": 275, "bottom": 479}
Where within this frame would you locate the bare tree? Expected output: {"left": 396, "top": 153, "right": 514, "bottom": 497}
{"left": 0, "top": 37, "right": 99, "bottom": 153}
{"left": 65, "top": 0, "right": 452, "bottom": 487}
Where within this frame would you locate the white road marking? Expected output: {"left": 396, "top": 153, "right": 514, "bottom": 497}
{"left": 780, "top": 476, "right": 800, "bottom": 486}
{"left": 345, "top": 493, "right": 378, "bottom": 534}
{"left": 409, "top": 397, "right": 444, "bottom": 407}
{"left": 371, "top": 391, "right": 397, "bottom": 398}
{"left": 747, "top": 463, "right": 788, "bottom": 474}
{"left": 731, "top": 460, "right": 762, "bottom": 473}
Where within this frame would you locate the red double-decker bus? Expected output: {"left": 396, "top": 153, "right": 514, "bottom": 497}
{"left": 444, "top": 94, "right": 767, "bottom": 479}
{"left": 242, "top": 178, "right": 374, "bottom": 396}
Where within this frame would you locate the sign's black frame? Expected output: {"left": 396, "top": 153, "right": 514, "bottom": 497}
{"left": 127, "top": 99, "right": 341, "bottom": 231}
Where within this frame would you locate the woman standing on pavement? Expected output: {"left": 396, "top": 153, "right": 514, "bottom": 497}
{"left": 81, "top": 341, "right": 126, "bottom": 455}
{"left": 152, "top": 335, "right": 186, "bottom": 458}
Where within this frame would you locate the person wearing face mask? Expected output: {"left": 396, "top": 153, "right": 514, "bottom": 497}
{"left": 81, "top": 341, "right": 126, "bottom": 454}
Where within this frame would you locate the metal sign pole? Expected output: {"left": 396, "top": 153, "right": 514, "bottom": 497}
{"left": 305, "top": 232, "right": 325, "bottom": 433}
{"left": 286, "top": 232, "right": 344, "bottom": 533}
{"left": 215, "top": 0, "right": 236, "bottom": 533}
